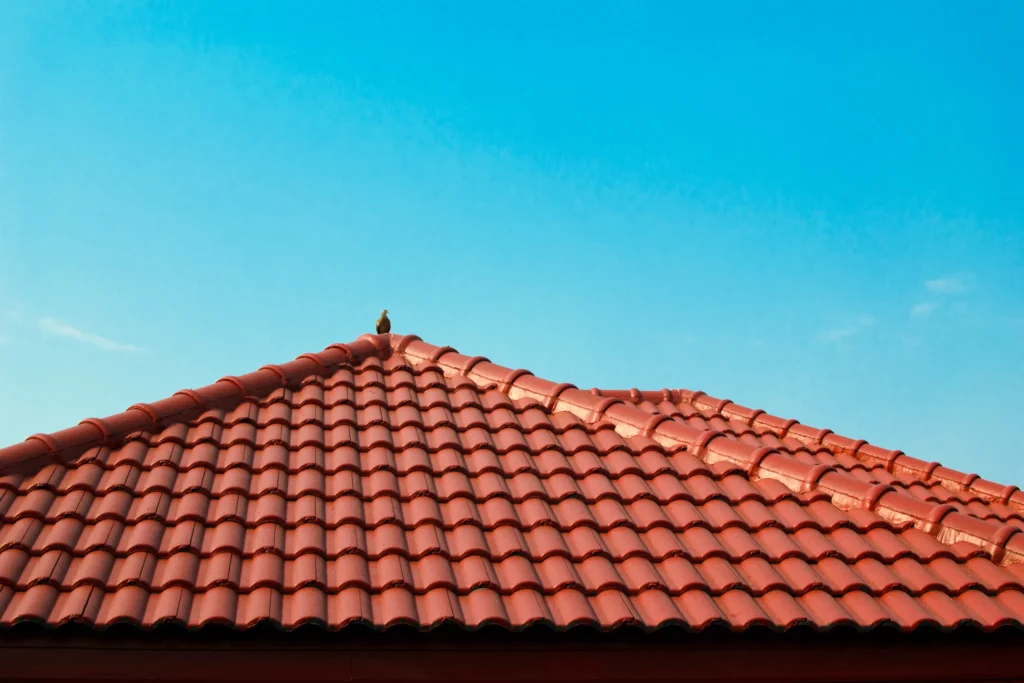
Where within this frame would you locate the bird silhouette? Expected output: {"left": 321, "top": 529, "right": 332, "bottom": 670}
{"left": 375, "top": 309, "right": 391, "bottom": 334}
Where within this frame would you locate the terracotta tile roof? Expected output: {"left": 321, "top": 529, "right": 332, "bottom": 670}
{"left": 2, "top": 333, "right": 1024, "bottom": 632}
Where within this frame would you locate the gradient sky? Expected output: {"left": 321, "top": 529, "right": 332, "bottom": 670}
{"left": 1, "top": 2, "right": 1021, "bottom": 484}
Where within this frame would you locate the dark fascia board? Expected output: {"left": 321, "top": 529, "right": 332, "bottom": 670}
{"left": 2, "top": 620, "right": 1024, "bottom": 646}
{"left": 3, "top": 625, "right": 1024, "bottom": 683}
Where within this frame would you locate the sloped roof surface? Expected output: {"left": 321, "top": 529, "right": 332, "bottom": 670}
{"left": 1, "top": 333, "right": 1024, "bottom": 632}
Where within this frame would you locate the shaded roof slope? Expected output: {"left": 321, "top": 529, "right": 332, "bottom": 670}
{"left": 1, "top": 333, "right": 1024, "bottom": 632}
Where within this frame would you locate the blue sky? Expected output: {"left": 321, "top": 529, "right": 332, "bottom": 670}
{"left": 1, "top": 2, "right": 1021, "bottom": 483}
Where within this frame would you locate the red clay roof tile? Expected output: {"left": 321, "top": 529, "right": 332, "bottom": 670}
{"left": 1, "top": 332, "right": 1024, "bottom": 632}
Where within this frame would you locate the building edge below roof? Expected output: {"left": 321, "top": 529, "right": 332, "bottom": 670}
{"left": 3, "top": 621, "right": 1024, "bottom": 683}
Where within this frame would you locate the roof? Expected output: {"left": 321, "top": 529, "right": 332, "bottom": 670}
{"left": 1, "top": 332, "right": 1024, "bottom": 633}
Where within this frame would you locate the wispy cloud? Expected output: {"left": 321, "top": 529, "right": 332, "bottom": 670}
{"left": 925, "top": 273, "right": 972, "bottom": 294}
{"left": 38, "top": 317, "right": 141, "bottom": 352}
{"left": 821, "top": 314, "right": 875, "bottom": 343}
{"left": 910, "top": 301, "right": 940, "bottom": 317}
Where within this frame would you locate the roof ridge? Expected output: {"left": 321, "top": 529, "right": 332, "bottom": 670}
{"left": 0, "top": 334, "right": 392, "bottom": 476}
{"left": 682, "top": 389, "right": 1024, "bottom": 515}
{"left": 395, "top": 335, "right": 1024, "bottom": 567}
{"left": 596, "top": 389, "right": 1024, "bottom": 515}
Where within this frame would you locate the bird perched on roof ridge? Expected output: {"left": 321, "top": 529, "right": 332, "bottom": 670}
{"left": 375, "top": 309, "right": 391, "bottom": 334}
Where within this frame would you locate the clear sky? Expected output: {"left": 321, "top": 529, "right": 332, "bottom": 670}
{"left": 1, "top": 2, "right": 1021, "bottom": 484}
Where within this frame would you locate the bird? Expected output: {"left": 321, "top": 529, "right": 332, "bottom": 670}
{"left": 375, "top": 309, "right": 391, "bottom": 334}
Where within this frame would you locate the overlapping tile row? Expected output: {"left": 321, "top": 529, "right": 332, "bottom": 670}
{"left": 6, "top": 542, "right": 1024, "bottom": 597}
{"left": 3, "top": 335, "right": 1024, "bottom": 632}
{"left": 6, "top": 582, "right": 1024, "bottom": 631}
{"left": 611, "top": 391, "right": 1024, "bottom": 527}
